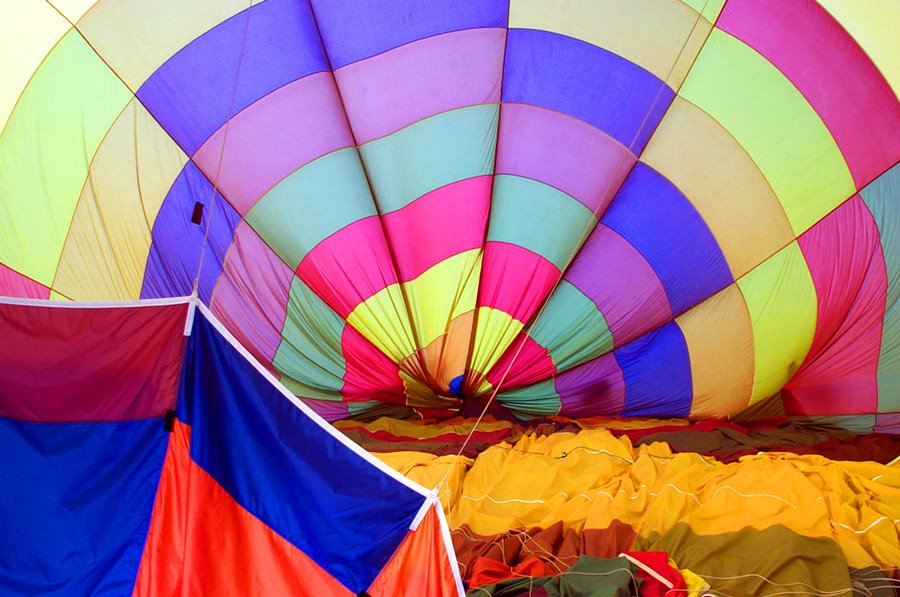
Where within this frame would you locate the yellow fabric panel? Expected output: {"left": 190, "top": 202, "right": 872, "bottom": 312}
{"left": 679, "top": 29, "right": 855, "bottom": 235}
{"left": 0, "top": 30, "right": 132, "bottom": 287}
{"left": 333, "top": 416, "right": 515, "bottom": 439}
{"left": 676, "top": 285, "right": 754, "bottom": 417}
{"left": 347, "top": 284, "right": 417, "bottom": 363}
{"left": 1, "top": 1, "right": 69, "bottom": 132}
{"left": 641, "top": 97, "right": 794, "bottom": 278}
{"left": 77, "top": 0, "right": 249, "bottom": 90}
{"left": 465, "top": 306, "right": 523, "bottom": 392}
{"left": 678, "top": 0, "right": 726, "bottom": 22}
{"left": 53, "top": 100, "right": 188, "bottom": 300}
{"left": 398, "top": 371, "right": 458, "bottom": 409}
{"left": 818, "top": 0, "right": 900, "bottom": 97}
{"left": 377, "top": 428, "right": 900, "bottom": 570}
{"left": 49, "top": 0, "right": 97, "bottom": 23}
{"left": 403, "top": 249, "right": 481, "bottom": 349}
{"left": 509, "top": 0, "right": 712, "bottom": 88}
{"left": 737, "top": 242, "right": 817, "bottom": 404}
{"left": 49, "top": 289, "right": 72, "bottom": 301}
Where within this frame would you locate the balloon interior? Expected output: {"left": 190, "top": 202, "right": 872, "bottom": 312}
{"left": 1, "top": 1, "right": 898, "bottom": 595}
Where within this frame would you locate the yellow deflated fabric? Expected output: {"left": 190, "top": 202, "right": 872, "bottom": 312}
{"left": 376, "top": 428, "right": 900, "bottom": 573}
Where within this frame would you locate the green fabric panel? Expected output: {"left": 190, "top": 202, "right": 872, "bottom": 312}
{"left": 679, "top": 0, "right": 726, "bottom": 21}
{"left": 498, "top": 378, "right": 561, "bottom": 416}
{"left": 531, "top": 280, "right": 613, "bottom": 372}
{"left": 359, "top": 104, "right": 499, "bottom": 214}
{"left": 246, "top": 148, "right": 376, "bottom": 269}
{"left": 466, "top": 556, "right": 638, "bottom": 596}
{"left": 347, "top": 400, "right": 384, "bottom": 417}
{"left": 0, "top": 29, "right": 132, "bottom": 286}
{"left": 679, "top": 29, "right": 854, "bottom": 235}
{"left": 860, "top": 163, "right": 900, "bottom": 412}
{"left": 273, "top": 278, "right": 347, "bottom": 396}
{"left": 487, "top": 175, "right": 596, "bottom": 270}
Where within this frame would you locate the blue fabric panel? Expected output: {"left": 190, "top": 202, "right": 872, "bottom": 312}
{"left": 141, "top": 162, "right": 240, "bottom": 303}
{"left": 0, "top": 418, "right": 168, "bottom": 596}
{"left": 502, "top": 29, "right": 674, "bottom": 153}
{"left": 311, "top": 0, "right": 508, "bottom": 69}
{"left": 178, "top": 314, "right": 425, "bottom": 593}
{"left": 601, "top": 163, "right": 733, "bottom": 315}
{"left": 137, "top": 0, "right": 329, "bottom": 155}
{"left": 615, "top": 322, "right": 693, "bottom": 417}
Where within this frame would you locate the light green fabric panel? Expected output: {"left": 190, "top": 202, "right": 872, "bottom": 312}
{"left": 679, "top": 29, "right": 854, "bottom": 235}
{"left": 860, "top": 163, "right": 900, "bottom": 412}
{"left": 498, "top": 378, "right": 561, "bottom": 416}
{"left": 0, "top": 29, "right": 132, "bottom": 286}
{"left": 359, "top": 104, "right": 499, "bottom": 214}
{"left": 487, "top": 174, "right": 596, "bottom": 270}
{"left": 273, "top": 277, "right": 346, "bottom": 398}
{"left": 530, "top": 281, "right": 613, "bottom": 372}
{"left": 246, "top": 148, "right": 376, "bottom": 269}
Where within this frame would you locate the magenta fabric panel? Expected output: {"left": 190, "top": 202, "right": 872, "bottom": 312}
{"left": 495, "top": 103, "right": 634, "bottom": 214}
{"left": 210, "top": 222, "right": 293, "bottom": 366}
{"left": 193, "top": 72, "right": 355, "bottom": 216}
{"left": 0, "top": 303, "right": 187, "bottom": 421}
{"left": 485, "top": 333, "right": 556, "bottom": 392}
{"left": 717, "top": 0, "right": 900, "bottom": 188}
{"left": 556, "top": 352, "right": 626, "bottom": 417}
{"left": 340, "top": 325, "right": 405, "bottom": 403}
{"left": 0, "top": 264, "right": 50, "bottom": 299}
{"left": 334, "top": 27, "right": 505, "bottom": 144}
{"left": 784, "top": 197, "right": 886, "bottom": 415}
{"left": 296, "top": 216, "right": 399, "bottom": 319}
{"left": 477, "top": 241, "right": 561, "bottom": 322}
{"left": 564, "top": 224, "right": 672, "bottom": 347}
{"left": 381, "top": 176, "right": 492, "bottom": 281}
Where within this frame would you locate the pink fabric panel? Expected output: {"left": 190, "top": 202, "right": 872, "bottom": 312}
{"left": 485, "top": 333, "right": 556, "bottom": 391}
{"left": 334, "top": 27, "right": 505, "bottom": 144}
{"left": 556, "top": 353, "right": 627, "bottom": 417}
{"left": 565, "top": 225, "right": 672, "bottom": 347}
{"left": 0, "top": 263, "right": 50, "bottom": 299}
{"left": 193, "top": 72, "right": 355, "bottom": 215}
{"left": 784, "top": 196, "right": 886, "bottom": 415}
{"left": 296, "top": 216, "right": 398, "bottom": 318}
{"left": 477, "top": 241, "right": 561, "bottom": 322}
{"left": 210, "top": 222, "right": 293, "bottom": 366}
{"left": 381, "top": 176, "right": 491, "bottom": 281}
{"left": 496, "top": 103, "right": 635, "bottom": 213}
{"left": 718, "top": 0, "right": 900, "bottom": 188}
{"left": 340, "top": 325, "right": 405, "bottom": 403}
{"left": 0, "top": 303, "right": 187, "bottom": 421}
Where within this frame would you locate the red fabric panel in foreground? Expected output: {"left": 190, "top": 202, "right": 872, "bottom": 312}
{"left": 134, "top": 422, "right": 353, "bottom": 596}
{"left": 368, "top": 504, "right": 460, "bottom": 596}
{"left": 0, "top": 302, "right": 187, "bottom": 422}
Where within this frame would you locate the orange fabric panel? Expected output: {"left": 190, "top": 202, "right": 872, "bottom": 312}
{"left": 133, "top": 422, "right": 352, "bottom": 597}
{"left": 368, "top": 504, "right": 460, "bottom": 597}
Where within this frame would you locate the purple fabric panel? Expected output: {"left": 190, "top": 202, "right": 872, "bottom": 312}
{"left": 299, "top": 397, "right": 350, "bottom": 422}
{"left": 334, "top": 27, "right": 505, "bottom": 144}
{"left": 615, "top": 322, "right": 692, "bottom": 417}
{"left": 137, "top": 0, "right": 329, "bottom": 155}
{"left": 311, "top": 0, "right": 508, "bottom": 69}
{"left": 210, "top": 222, "right": 294, "bottom": 366}
{"left": 141, "top": 162, "right": 240, "bottom": 303}
{"left": 495, "top": 103, "right": 634, "bottom": 213}
{"left": 556, "top": 353, "right": 626, "bottom": 416}
{"left": 875, "top": 413, "right": 900, "bottom": 434}
{"left": 565, "top": 224, "right": 672, "bottom": 347}
{"left": 193, "top": 72, "right": 355, "bottom": 216}
{"left": 601, "top": 164, "right": 733, "bottom": 315}
{"left": 502, "top": 28, "right": 674, "bottom": 153}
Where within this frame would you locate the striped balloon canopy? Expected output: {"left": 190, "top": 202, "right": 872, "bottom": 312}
{"left": 2, "top": 0, "right": 898, "bottom": 426}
